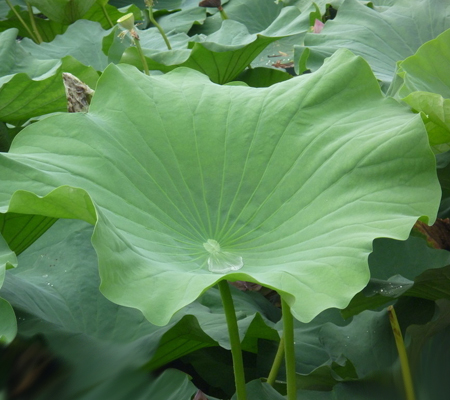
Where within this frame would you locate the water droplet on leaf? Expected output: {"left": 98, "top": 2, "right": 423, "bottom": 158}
{"left": 203, "top": 239, "right": 243, "bottom": 274}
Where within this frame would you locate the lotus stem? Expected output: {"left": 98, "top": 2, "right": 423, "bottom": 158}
{"left": 281, "top": 298, "right": 296, "bottom": 400}
{"left": 388, "top": 305, "right": 416, "bottom": 400}
{"left": 101, "top": 4, "right": 114, "bottom": 28}
{"left": 146, "top": 1, "right": 172, "bottom": 50}
{"left": 26, "top": 1, "right": 43, "bottom": 43}
{"left": 133, "top": 35, "right": 150, "bottom": 76}
{"left": 218, "top": 280, "right": 247, "bottom": 400}
{"left": 267, "top": 334, "right": 285, "bottom": 386}
{"left": 118, "top": 14, "right": 150, "bottom": 75}
{"left": 218, "top": 6, "right": 229, "bottom": 20}
{"left": 6, "top": 0, "right": 38, "bottom": 43}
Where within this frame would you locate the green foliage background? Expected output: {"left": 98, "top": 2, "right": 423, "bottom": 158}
{"left": 1, "top": 0, "right": 450, "bottom": 399}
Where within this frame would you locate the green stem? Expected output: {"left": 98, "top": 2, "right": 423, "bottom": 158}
{"left": 101, "top": 4, "right": 114, "bottom": 28}
{"left": 267, "top": 334, "right": 285, "bottom": 386}
{"left": 5, "top": 0, "right": 38, "bottom": 43}
{"left": 218, "top": 280, "right": 247, "bottom": 400}
{"left": 218, "top": 7, "right": 229, "bottom": 20}
{"left": 133, "top": 36, "right": 150, "bottom": 75}
{"left": 281, "top": 299, "right": 296, "bottom": 400}
{"left": 26, "top": 1, "right": 42, "bottom": 43}
{"left": 147, "top": 6, "right": 172, "bottom": 50}
{"left": 388, "top": 306, "right": 416, "bottom": 400}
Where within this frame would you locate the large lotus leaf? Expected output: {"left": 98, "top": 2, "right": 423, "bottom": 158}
{"left": 394, "top": 29, "right": 450, "bottom": 146}
{"left": 20, "top": 20, "right": 110, "bottom": 71}
{"left": 28, "top": 0, "right": 97, "bottom": 24}
{"left": 0, "top": 49, "right": 440, "bottom": 326}
{"left": 294, "top": 0, "right": 450, "bottom": 89}
{"left": 124, "top": 7, "right": 312, "bottom": 83}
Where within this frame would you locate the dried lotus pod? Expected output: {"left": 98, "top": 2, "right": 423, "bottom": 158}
{"left": 62, "top": 73, "right": 95, "bottom": 113}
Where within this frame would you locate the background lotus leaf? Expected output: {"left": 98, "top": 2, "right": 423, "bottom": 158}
{"left": 393, "top": 29, "right": 450, "bottom": 147}
{"left": 122, "top": 6, "right": 311, "bottom": 83}
{"left": 20, "top": 20, "right": 110, "bottom": 71}
{"left": 294, "top": 0, "right": 450, "bottom": 89}
{"left": 342, "top": 235, "right": 450, "bottom": 317}
{"left": 28, "top": 0, "right": 98, "bottom": 25}
{"left": 0, "top": 49, "right": 440, "bottom": 326}
{"left": 193, "top": 0, "right": 283, "bottom": 36}
{"left": 0, "top": 5, "right": 68, "bottom": 41}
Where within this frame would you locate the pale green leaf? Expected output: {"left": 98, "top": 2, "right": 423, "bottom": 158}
{"left": 0, "top": 50, "right": 440, "bottom": 326}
